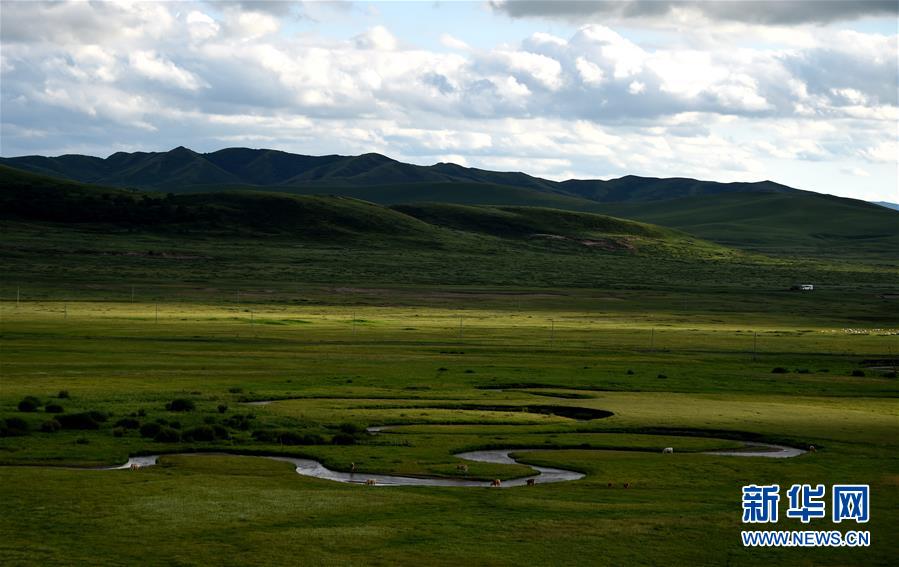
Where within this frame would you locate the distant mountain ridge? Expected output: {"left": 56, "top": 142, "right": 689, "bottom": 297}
{"left": 0, "top": 146, "right": 798, "bottom": 203}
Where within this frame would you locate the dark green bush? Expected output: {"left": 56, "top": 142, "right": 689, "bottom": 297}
{"left": 45, "top": 403, "right": 64, "bottom": 414}
{"left": 55, "top": 412, "right": 102, "bottom": 430}
{"left": 251, "top": 430, "right": 323, "bottom": 445}
{"left": 212, "top": 425, "right": 231, "bottom": 440}
{"left": 331, "top": 433, "right": 356, "bottom": 445}
{"left": 182, "top": 425, "right": 215, "bottom": 442}
{"left": 112, "top": 427, "right": 125, "bottom": 437}
{"left": 154, "top": 427, "right": 181, "bottom": 442}
{"left": 657, "top": 374, "right": 668, "bottom": 379}
{"left": 165, "top": 398, "right": 196, "bottom": 412}
{"left": 115, "top": 418, "right": 140, "bottom": 429}
{"left": 17, "top": 396, "right": 41, "bottom": 412}
{"left": 0, "top": 417, "right": 31, "bottom": 436}
{"left": 137, "top": 408, "right": 147, "bottom": 417}
{"left": 339, "top": 423, "right": 361, "bottom": 435}
{"left": 58, "top": 390, "right": 70, "bottom": 399}
{"left": 139, "top": 422, "right": 162, "bottom": 438}
{"left": 771, "top": 367, "right": 789, "bottom": 374}
{"left": 627, "top": 369, "right": 635, "bottom": 375}
{"left": 795, "top": 368, "right": 810, "bottom": 374}
{"left": 228, "top": 387, "right": 243, "bottom": 394}
{"left": 851, "top": 369, "right": 866, "bottom": 377}
{"left": 217, "top": 404, "right": 228, "bottom": 414}
{"left": 40, "top": 419, "right": 61, "bottom": 433}
{"left": 224, "top": 414, "right": 254, "bottom": 430}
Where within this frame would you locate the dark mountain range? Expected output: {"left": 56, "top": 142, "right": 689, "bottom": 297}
{"left": 0, "top": 146, "right": 797, "bottom": 203}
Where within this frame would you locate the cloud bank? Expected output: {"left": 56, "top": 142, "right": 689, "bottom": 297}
{"left": 0, "top": 1, "right": 896, "bottom": 200}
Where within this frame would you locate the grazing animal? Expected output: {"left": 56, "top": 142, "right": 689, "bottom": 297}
{"left": 130, "top": 463, "right": 141, "bottom": 471}
{"left": 456, "top": 464, "right": 469, "bottom": 472}
{"left": 662, "top": 447, "right": 674, "bottom": 454}
{"left": 623, "top": 483, "right": 630, "bottom": 489}
{"left": 526, "top": 478, "right": 536, "bottom": 486}
{"left": 365, "top": 479, "right": 376, "bottom": 486}
{"left": 490, "top": 479, "right": 502, "bottom": 487}
{"left": 808, "top": 445, "right": 816, "bottom": 453}
{"left": 351, "top": 462, "right": 356, "bottom": 472}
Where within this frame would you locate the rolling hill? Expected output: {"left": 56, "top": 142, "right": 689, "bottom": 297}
{"left": 590, "top": 192, "right": 899, "bottom": 259}
{"left": 0, "top": 146, "right": 795, "bottom": 202}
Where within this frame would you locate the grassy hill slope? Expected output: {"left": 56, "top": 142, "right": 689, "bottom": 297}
{"left": 590, "top": 192, "right": 899, "bottom": 259}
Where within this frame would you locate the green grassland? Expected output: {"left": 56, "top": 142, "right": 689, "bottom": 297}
{"left": 1, "top": 297, "right": 897, "bottom": 566}
{"left": 2, "top": 166, "right": 898, "bottom": 565}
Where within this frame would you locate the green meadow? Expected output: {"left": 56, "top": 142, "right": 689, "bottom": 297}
{"left": 1, "top": 291, "right": 897, "bottom": 566}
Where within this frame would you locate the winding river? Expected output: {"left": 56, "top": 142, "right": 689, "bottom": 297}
{"left": 95, "top": 440, "right": 804, "bottom": 487}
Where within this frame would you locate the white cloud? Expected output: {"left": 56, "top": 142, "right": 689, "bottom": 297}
{"left": 0, "top": 1, "right": 896, "bottom": 201}
{"left": 129, "top": 50, "right": 207, "bottom": 91}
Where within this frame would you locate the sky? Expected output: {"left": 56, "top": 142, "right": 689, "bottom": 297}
{"left": 0, "top": 0, "right": 897, "bottom": 201}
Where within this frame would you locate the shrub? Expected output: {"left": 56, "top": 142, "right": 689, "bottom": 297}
{"left": 627, "top": 369, "right": 635, "bottom": 375}
{"left": 17, "top": 396, "right": 41, "bottom": 412}
{"left": 224, "top": 414, "right": 253, "bottom": 430}
{"left": 339, "top": 423, "right": 361, "bottom": 435}
{"left": 45, "top": 403, "right": 64, "bottom": 414}
{"left": 464, "top": 369, "right": 475, "bottom": 374}
{"left": 228, "top": 387, "right": 243, "bottom": 394}
{"left": 657, "top": 374, "right": 668, "bottom": 379}
{"left": 137, "top": 408, "right": 147, "bottom": 417}
{"left": 771, "top": 367, "right": 789, "bottom": 374}
{"left": 212, "top": 425, "right": 231, "bottom": 440}
{"left": 58, "top": 390, "right": 71, "bottom": 399}
{"left": 886, "top": 371, "right": 898, "bottom": 379}
{"left": 154, "top": 427, "right": 181, "bottom": 443}
{"left": 851, "top": 370, "right": 866, "bottom": 377}
{"left": 165, "top": 398, "right": 196, "bottom": 412}
{"left": 204, "top": 416, "right": 217, "bottom": 424}
{"left": 168, "top": 421, "right": 181, "bottom": 430}
{"left": 251, "top": 430, "right": 323, "bottom": 445}
{"left": 112, "top": 427, "right": 125, "bottom": 438}
{"left": 437, "top": 367, "right": 448, "bottom": 372}
{"left": 40, "top": 419, "right": 61, "bottom": 433}
{"left": 795, "top": 368, "right": 810, "bottom": 374}
{"left": 139, "top": 422, "right": 162, "bottom": 438}
{"left": 217, "top": 404, "right": 228, "bottom": 414}
{"left": 1, "top": 417, "right": 30, "bottom": 436}
{"left": 182, "top": 425, "right": 215, "bottom": 442}
{"left": 56, "top": 412, "right": 102, "bottom": 430}
{"left": 331, "top": 433, "right": 356, "bottom": 445}
{"left": 115, "top": 418, "right": 140, "bottom": 429}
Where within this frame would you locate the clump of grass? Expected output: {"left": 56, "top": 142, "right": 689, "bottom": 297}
{"left": 1, "top": 417, "right": 31, "bottom": 436}
{"left": 154, "top": 427, "right": 181, "bottom": 443}
{"left": 57, "top": 390, "right": 70, "bottom": 399}
{"left": 771, "top": 367, "right": 789, "bottom": 374}
{"left": 56, "top": 411, "right": 107, "bottom": 430}
{"left": 115, "top": 418, "right": 140, "bottom": 429}
{"left": 217, "top": 404, "right": 228, "bottom": 414}
{"left": 165, "top": 398, "right": 196, "bottom": 412}
{"left": 17, "top": 396, "right": 41, "bottom": 412}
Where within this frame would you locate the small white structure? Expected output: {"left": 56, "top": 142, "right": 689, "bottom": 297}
{"left": 662, "top": 447, "right": 674, "bottom": 454}
{"left": 800, "top": 284, "right": 814, "bottom": 291}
